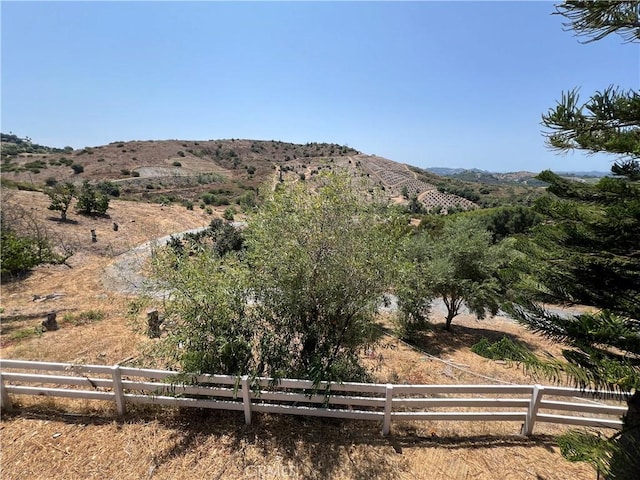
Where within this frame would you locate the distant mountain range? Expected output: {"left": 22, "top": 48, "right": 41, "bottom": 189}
{"left": 426, "top": 167, "right": 609, "bottom": 178}
{"left": 425, "top": 167, "right": 609, "bottom": 186}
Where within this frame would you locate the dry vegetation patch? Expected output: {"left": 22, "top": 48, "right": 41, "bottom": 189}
{"left": 0, "top": 192, "right": 602, "bottom": 479}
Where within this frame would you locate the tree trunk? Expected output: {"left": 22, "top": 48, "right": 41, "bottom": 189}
{"left": 147, "top": 309, "right": 161, "bottom": 338}
{"left": 445, "top": 312, "right": 454, "bottom": 331}
{"left": 42, "top": 312, "right": 58, "bottom": 331}
{"left": 608, "top": 390, "right": 640, "bottom": 480}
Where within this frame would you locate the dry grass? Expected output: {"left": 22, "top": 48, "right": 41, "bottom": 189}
{"left": 1, "top": 404, "right": 594, "bottom": 480}
{"left": 0, "top": 191, "right": 602, "bottom": 479}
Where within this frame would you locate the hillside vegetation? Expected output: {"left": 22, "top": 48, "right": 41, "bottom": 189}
{"left": 1, "top": 134, "right": 542, "bottom": 212}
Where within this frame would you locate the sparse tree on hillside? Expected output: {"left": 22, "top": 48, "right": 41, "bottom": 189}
{"left": 76, "top": 181, "right": 109, "bottom": 215}
{"left": 47, "top": 182, "right": 76, "bottom": 221}
{"left": 1, "top": 198, "right": 73, "bottom": 278}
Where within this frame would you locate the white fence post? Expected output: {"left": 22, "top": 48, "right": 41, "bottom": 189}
{"left": 0, "top": 373, "right": 12, "bottom": 412}
{"left": 111, "top": 365, "right": 126, "bottom": 416}
{"left": 382, "top": 384, "right": 394, "bottom": 436}
{"left": 522, "top": 384, "right": 543, "bottom": 435}
{"left": 241, "top": 375, "right": 252, "bottom": 425}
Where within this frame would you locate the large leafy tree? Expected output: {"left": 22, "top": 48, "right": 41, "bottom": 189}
{"left": 246, "top": 173, "right": 402, "bottom": 383}
{"left": 153, "top": 173, "right": 402, "bottom": 384}
{"left": 509, "top": 2, "right": 640, "bottom": 477}
{"left": 401, "top": 217, "right": 513, "bottom": 332}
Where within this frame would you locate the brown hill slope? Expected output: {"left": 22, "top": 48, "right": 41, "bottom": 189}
{"left": 1, "top": 138, "right": 478, "bottom": 211}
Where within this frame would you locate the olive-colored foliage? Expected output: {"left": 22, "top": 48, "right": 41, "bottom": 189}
{"left": 406, "top": 217, "right": 514, "bottom": 332}
{"left": 76, "top": 181, "right": 109, "bottom": 215}
{"left": 394, "top": 232, "right": 433, "bottom": 337}
{"left": 153, "top": 173, "right": 402, "bottom": 383}
{"left": 153, "top": 252, "right": 255, "bottom": 375}
{"left": 47, "top": 182, "right": 76, "bottom": 221}
{"left": 0, "top": 209, "right": 70, "bottom": 278}
{"left": 246, "top": 173, "right": 403, "bottom": 382}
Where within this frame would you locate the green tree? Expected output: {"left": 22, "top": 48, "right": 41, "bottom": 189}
{"left": 509, "top": 3, "right": 640, "bottom": 477}
{"left": 152, "top": 252, "right": 255, "bottom": 375}
{"left": 76, "top": 181, "right": 109, "bottom": 215}
{"left": 47, "top": 182, "right": 76, "bottom": 221}
{"left": 425, "top": 217, "right": 512, "bottom": 331}
{"left": 394, "top": 232, "right": 433, "bottom": 337}
{"left": 246, "top": 173, "right": 402, "bottom": 382}
{"left": 152, "top": 173, "right": 401, "bottom": 382}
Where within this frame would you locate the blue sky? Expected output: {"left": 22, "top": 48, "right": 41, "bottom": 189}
{"left": 1, "top": 1, "right": 637, "bottom": 172}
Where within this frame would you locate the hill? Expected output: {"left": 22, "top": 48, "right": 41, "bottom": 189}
{"left": 1, "top": 134, "right": 544, "bottom": 212}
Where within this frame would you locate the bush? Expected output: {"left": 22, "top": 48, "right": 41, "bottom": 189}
{"left": 471, "top": 336, "right": 536, "bottom": 362}
{"left": 96, "top": 181, "right": 120, "bottom": 197}
{"left": 200, "top": 192, "right": 215, "bottom": 205}
{"left": 71, "top": 164, "right": 84, "bottom": 174}
{"left": 223, "top": 207, "right": 235, "bottom": 221}
{"left": 76, "top": 181, "right": 109, "bottom": 215}
{"left": 172, "top": 161, "right": 182, "bottom": 167}
{"left": 0, "top": 212, "right": 68, "bottom": 278}
{"left": 120, "top": 169, "right": 130, "bottom": 176}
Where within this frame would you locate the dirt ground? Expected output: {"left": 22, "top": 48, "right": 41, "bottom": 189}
{"left": 0, "top": 191, "right": 605, "bottom": 479}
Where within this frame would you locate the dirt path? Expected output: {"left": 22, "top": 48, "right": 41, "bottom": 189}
{"left": 101, "top": 227, "right": 207, "bottom": 296}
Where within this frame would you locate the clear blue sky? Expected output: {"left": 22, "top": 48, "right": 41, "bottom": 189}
{"left": 1, "top": 1, "right": 638, "bottom": 172}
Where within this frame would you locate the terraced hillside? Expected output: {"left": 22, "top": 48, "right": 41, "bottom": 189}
{"left": 358, "top": 155, "right": 477, "bottom": 212}
{"left": 1, "top": 136, "right": 478, "bottom": 212}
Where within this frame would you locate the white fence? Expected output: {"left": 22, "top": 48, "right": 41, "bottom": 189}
{"left": 0, "top": 359, "right": 629, "bottom": 436}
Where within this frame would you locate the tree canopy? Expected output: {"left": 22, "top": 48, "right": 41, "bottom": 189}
{"left": 153, "top": 173, "right": 403, "bottom": 384}
{"left": 398, "top": 217, "right": 514, "bottom": 332}
{"left": 246, "top": 173, "right": 403, "bottom": 382}
{"left": 509, "top": 2, "right": 640, "bottom": 477}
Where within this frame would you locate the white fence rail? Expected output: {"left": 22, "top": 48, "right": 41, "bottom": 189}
{"left": 0, "top": 359, "right": 629, "bottom": 436}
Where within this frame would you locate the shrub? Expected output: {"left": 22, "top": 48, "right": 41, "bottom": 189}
{"left": 0, "top": 212, "right": 68, "bottom": 278}
{"left": 120, "top": 169, "right": 130, "bottom": 176}
{"left": 71, "top": 163, "right": 84, "bottom": 174}
{"left": 223, "top": 207, "right": 235, "bottom": 221}
{"left": 172, "top": 161, "right": 182, "bottom": 167}
{"left": 96, "top": 181, "right": 120, "bottom": 197}
{"left": 177, "top": 151, "right": 186, "bottom": 157}
{"left": 76, "top": 181, "right": 109, "bottom": 215}
{"left": 471, "top": 336, "right": 536, "bottom": 362}
{"left": 200, "top": 192, "right": 215, "bottom": 205}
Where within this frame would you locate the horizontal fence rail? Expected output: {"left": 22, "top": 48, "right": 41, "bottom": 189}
{"left": 0, "top": 359, "right": 629, "bottom": 436}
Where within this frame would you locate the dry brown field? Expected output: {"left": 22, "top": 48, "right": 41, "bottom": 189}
{"left": 0, "top": 191, "right": 603, "bottom": 479}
